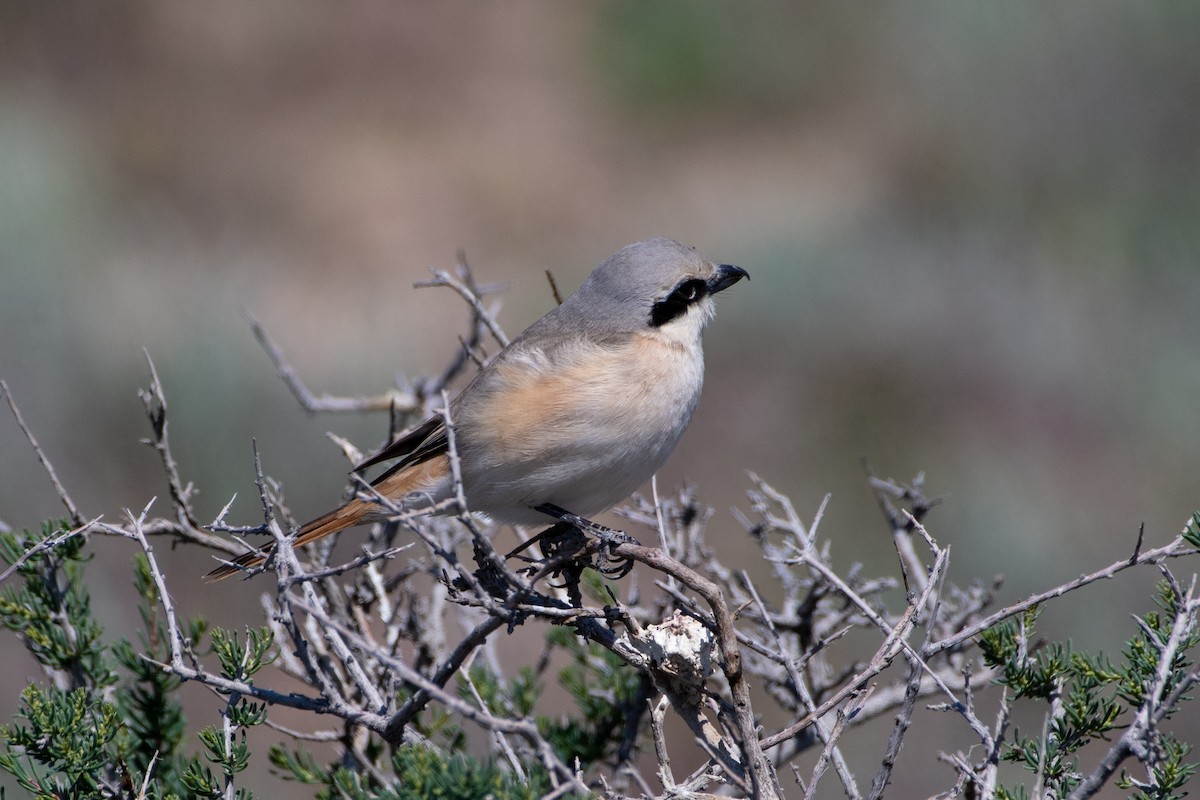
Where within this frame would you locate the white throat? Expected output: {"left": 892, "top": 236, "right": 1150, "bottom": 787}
{"left": 649, "top": 296, "right": 715, "bottom": 349}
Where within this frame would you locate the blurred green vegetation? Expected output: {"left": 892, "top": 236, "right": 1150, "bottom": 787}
{"left": 593, "top": 2, "right": 860, "bottom": 117}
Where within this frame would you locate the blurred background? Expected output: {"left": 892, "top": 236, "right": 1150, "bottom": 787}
{"left": 1, "top": 2, "right": 1198, "bottom": 795}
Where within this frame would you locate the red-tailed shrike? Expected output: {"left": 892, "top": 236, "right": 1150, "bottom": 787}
{"left": 207, "top": 238, "right": 747, "bottom": 581}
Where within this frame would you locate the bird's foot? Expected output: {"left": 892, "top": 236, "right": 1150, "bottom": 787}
{"left": 530, "top": 504, "right": 639, "bottom": 579}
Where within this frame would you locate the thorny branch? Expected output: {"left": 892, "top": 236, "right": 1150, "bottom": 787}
{"left": 247, "top": 310, "right": 421, "bottom": 416}
{"left": 2, "top": 252, "right": 1197, "bottom": 799}
{"left": 413, "top": 255, "right": 510, "bottom": 349}
{"left": 2, "top": 379, "right": 84, "bottom": 527}
{"left": 1067, "top": 575, "right": 1200, "bottom": 800}
{"left": 139, "top": 350, "right": 202, "bottom": 531}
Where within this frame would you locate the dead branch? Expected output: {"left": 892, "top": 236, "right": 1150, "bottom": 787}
{"left": 2, "top": 380, "right": 84, "bottom": 527}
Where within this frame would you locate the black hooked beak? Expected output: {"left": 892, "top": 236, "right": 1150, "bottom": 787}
{"left": 708, "top": 263, "right": 749, "bottom": 294}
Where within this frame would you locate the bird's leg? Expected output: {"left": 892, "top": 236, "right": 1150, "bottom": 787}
{"left": 504, "top": 521, "right": 589, "bottom": 605}
{"left": 532, "top": 504, "right": 639, "bottom": 578}
{"left": 506, "top": 520, "right": 581, "bottom": 561}
{"left": 532, "top": 504, "right": 640, "bottom": 544}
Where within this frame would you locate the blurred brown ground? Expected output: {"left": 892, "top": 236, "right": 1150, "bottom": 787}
{"left": 1, "top": 3, "right": 1198, "bottom": 796}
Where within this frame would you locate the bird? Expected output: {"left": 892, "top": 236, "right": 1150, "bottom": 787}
{"left": 206, "top": 238, "right": 747, "bottom": 581}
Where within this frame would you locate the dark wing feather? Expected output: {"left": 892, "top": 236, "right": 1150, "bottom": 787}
{"left": 354, "top": 414, "right": 450, "bottom": 487}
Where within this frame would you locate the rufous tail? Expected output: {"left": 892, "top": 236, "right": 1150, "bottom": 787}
{"left": 204, "top": 453, "right": 450, "bottom": 583}
{"left": 203, "top": 499, "right": 369, "bottom": 582}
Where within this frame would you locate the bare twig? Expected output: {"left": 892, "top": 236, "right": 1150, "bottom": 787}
{"left": 744, "top": 571, "right": 860, "bottom": 798}
{"left": 868, "top": 544, "right": 953, "bottom": 800}
{"left": 245, "top": 310, "right": 420, "bottom": 414}
{"left": 428, "top": 250, "right": 501, "bottom": 388}
{"left": 803, "top": 685, "right": 872, "bottom": 800}
{"left": 759, "top": 545, "right": 948, "bottom": 752}
{"left": 293, "top": 596, "right": 591, "bottom": 795}
{"left": 1, "top": 380, "right": 84, "bottom": 526}
{"left": 0, "top": 517, "right": 100, "bottom": 586}
{"left": 1067, "top": 576, "right": 1200, "bottom": 800}
{"left": 649, "top": 695, "right": 675, "bottom": 791}
{"left": 545, "top": 269, "right": 564, "bottom": 305}
{"left": 414, "top": 267, "right": 509, "bottom": 349}
{"left": 928, "top": 535, "right": 1197, "bottom": 657}
{"left": 9, "top": 248, "right": 1199, "bottom": 800}
{"left": 596, "top": 539, "right": 782, "bottom": 799}
{"left": 462, "top": 658, "right": 526, "bottom": 781}
{"left": 138, "top": 351, "right": 201, "bottom": 530}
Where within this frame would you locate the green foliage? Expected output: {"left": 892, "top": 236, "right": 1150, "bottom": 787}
{"left": 210, "top": 625, "right": 275, "bottom": 682}
{"left": 0, "top": 520, "right": 116, "bottom": 689}
{"left": 0, "top": 518, "right": 604, "bottom": 799}
{"left": 1118, "top": 737, "right": 1197, "bottom": 800}
{"left": 272, "top": 744, "right": 561, "bottom": 800}
{"left": 387, "top": 746, "right": 550, "bottom": 800}
{"left": 1181, "top": 511, "right": 1200, "bottom": 549}
{"left": 995, "top": 786, "right": 1029, "bottom": 800}
{"left": 0, "top": 520, "right": 128, "bottom": 797}
{"left": 181, "top": 627, "right": 275, "bottom": 798}
{"left": 1116, "top": 581, "right": 1199, "bottom": 712}
{"left": 268, "top": 746, "right": 328, "bottom": 785}
{"left": 982, "top": 581, "right": 1199, "bottom": 800}
{"left": 403, "top": 700, "right": 466, "bottom": 751}
{"left": 0, "top": 685, "right": 121, "bottom": 798}
{"left": 538, "top": 627, "right": 644, "bottom": 769}
{"left": 5, "top": 511, "right": 1193, "bottom": 799}
{"left": 270, "top": 631, "right": 628, "bottom": 797}
{"left": 455, "top": 664, "right": 537, "bottom": 720}
{"left": 111, "top": 555, "right": 192, "bottom": 790}
{"left": 0, "top": 521, "right": 256, "bottom": 799}
{"left": 579, "top": 567, "right": 614, "bottom": 605}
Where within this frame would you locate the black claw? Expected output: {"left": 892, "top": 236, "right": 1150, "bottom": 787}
{"left": 520, "top": 504, "right": 638, "bottom": 582}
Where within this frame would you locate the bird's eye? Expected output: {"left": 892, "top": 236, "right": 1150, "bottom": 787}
{"left": 675, "top": 279, "right": 705, "bottom": 303}
{"left": 650, "top": 279, "right": 708, "bottom": 327}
